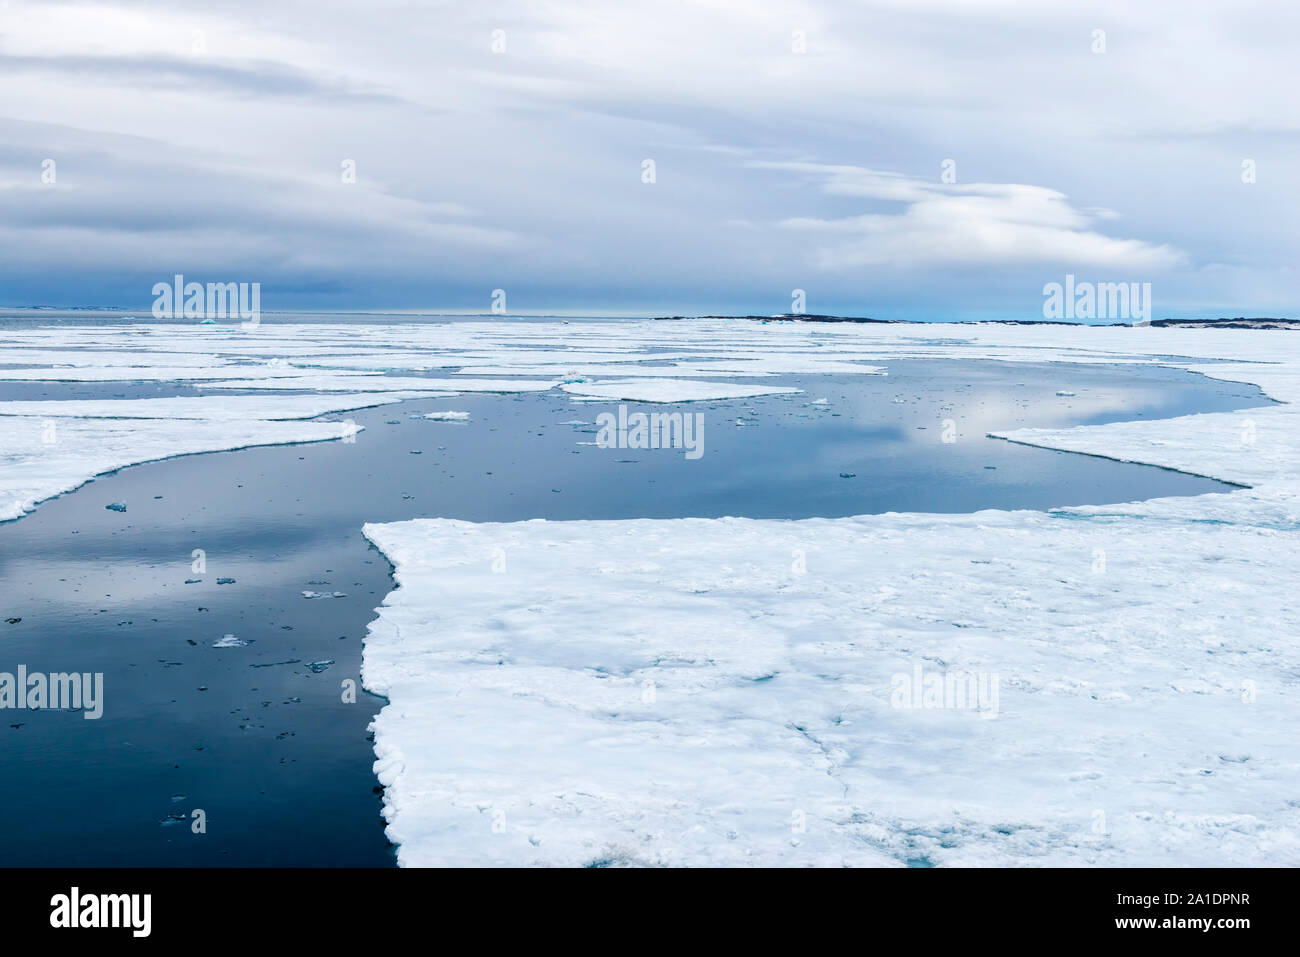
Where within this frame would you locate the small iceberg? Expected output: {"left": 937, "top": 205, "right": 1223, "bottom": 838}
{"left": 302, "top": 590, "right": 346, "bottom": 599}
{"left": 423, "top": 411, "right": 470, "bottom": 421}
{"left": 213, "top": 634, "right": 248, "bottom": 648}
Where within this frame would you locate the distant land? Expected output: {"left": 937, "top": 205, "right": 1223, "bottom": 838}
{"left": 655, "top": 314, "right": 1300, "bottom": 330}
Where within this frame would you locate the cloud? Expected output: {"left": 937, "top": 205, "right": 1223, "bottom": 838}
{"left": 753, "top": 162, "right": 1185, "bottom": 270}
{"left": 0, "top": 0, "right": 1294, "bottom": 315}
{"left": 0, "top": 53, "right": 403, "bottom": 104}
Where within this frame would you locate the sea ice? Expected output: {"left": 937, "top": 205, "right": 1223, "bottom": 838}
{"left": 0, "top": 416, "right": 359, "bottom": 522}
{"left": 358, "top": 322, "right": 1300, "bottom": 867}
{"left": 560, "top": 379, "right": 802, "bottom": 403}
{"left": 0, "top": 393, "right": 448, "bottom": 421}
{"left": 5, "top": 318, "right": 1300, "bottom": 866}
{"left": 199, "top": 376, "right": 550, "bottom": 393}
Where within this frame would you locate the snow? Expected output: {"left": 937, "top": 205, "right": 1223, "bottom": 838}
{"left": 560, "top": 379, "right": 803, "bottom": 403}
{"left": 4, "top": 317, "right": 1300, "bottom": 866}
{"left": 0, "top": 366, "right": 379, "bottom": 382}
{"left": 0, "top": 416, "right": 358, "bottom": 522}
{"left": 0, "top": 393, "right": 451, "bottom": 420}
{"left": 198, "top": 376, "right": 551, "bottom": 393}
{"left": 0, "top": 391, "right": 450, "bottom": 522}
{"left": 454, "top": 364, "right": 774, "bottom": 378}
{"left": 357, "top": 322, "right": 1300, "bottom": 867}
{"left": 0, "top": 349, "right": 233, "bottom": 367}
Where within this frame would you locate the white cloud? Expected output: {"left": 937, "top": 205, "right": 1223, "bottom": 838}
{"left": 755, "top": 162, "right": 1185, "bottom": 270}
{"left": 0, "top": 0, "right": 1294, "bottom": 314}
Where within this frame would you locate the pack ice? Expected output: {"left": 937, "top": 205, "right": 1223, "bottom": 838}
{"left": 359, "top": 322, "right": 1300, "bottom": 867}
{"left": 2, "top": 319, "right": 1297, "bottom": 866}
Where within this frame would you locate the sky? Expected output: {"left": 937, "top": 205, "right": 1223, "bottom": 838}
{"left": 0, "top": 0, "right": 1297, "bottom": 319}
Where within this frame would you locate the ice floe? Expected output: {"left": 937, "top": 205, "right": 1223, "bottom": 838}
{"left": 4, "top": 318, "right": 1300, "bottom": 865}
{"left": 0, "top": 393, "right": 450, "bottom": 420}
{"left": 198, "top": 376, "right": 550, "bottom": 393}
{"left": 0, "top": 416, "right": 359, "bottom": 522}
{"left": 0, "top": 366, "right": 380, "bottom": 382}
{"left": 560, "top": 379, "right": 803, "bottom": 403}
{"left": 358, "top": 322, "right": 1300, "bottom": 867}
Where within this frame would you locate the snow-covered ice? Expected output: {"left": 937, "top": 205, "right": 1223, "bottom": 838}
{"left": 198, "top": 376, "right": 551, "bottom": 393}
{"left": 0, "top": 366, "right": 380, "bottom": 382}
{"left": 4, "top": 317, "right": 1299, "bottom": 866}
{"left": 422, "top": 411, "right": 471, "bottom": 421}
{"left": 358, "top": 322, "right": 1300, "bottom": 867}
{"left": 560, "top": 379, "right": 802, "bottom": 403}
{"left": 0, "top": 416, "right": 359, "bottom": 522}
{"left": 0, "top": 393, "right": 450, "bottom": 420}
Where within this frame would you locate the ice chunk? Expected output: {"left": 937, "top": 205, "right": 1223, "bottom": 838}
{"left": 561, "top": 379, "right": 801, "bottom": 403}
{"left": 422, "top": 411, "right": 471, "bottom": 421}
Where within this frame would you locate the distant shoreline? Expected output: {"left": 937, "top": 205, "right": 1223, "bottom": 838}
{"left": 654, "top": 314, "right": 1300, "bottom": 330}
{"left": 1, "top": 307, "right": 1295, "bottom": 329}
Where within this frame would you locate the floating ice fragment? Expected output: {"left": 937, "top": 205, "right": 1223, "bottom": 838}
{"left": 561, "top": 379, "right": 800, "bottom": 403}
{"left": 105, "top": 502, "right": 126, "bottom": 512}
{"left": 423, "top": 411, "right": 470, "bottom": 421}
{"left": 306, "top": 659, "right": 336, "bottom": 673}
{"left": 216, "top": 577, "right": 236, "bottom": 585}
{"left": 301, "top": 590, "right": 346, "bottom": 599}
{"left": 213, "top": 634, "right": 249, "bottom": 648}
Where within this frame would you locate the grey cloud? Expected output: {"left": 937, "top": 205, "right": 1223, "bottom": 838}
{"left": 0, "top": 53, "right": 404, "bottom": 104}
